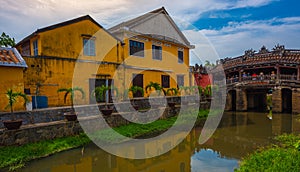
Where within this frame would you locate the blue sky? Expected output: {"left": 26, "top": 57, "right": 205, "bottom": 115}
{"left": 1, "top": 0, "right": 299, "bottom": 64}
{"left": 195, "top": 0, "right": 300, "bottom": 30}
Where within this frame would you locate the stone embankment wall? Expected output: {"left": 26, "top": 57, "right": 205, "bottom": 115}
{"left": 0, "top": 96, "right": 209, "bottom": 146}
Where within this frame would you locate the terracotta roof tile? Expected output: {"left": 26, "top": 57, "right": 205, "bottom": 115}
{"left": 0, "top": 47, "right": 27, "bottom": 68}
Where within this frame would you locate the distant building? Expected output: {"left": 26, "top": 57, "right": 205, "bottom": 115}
{"left": 189, "top": 64, "right": 212, "bottom": 88}
{"left": 221, "top": 45, "right": 300, "bottom": 113}
{"left": 0, "top": 47, "right": 27, "bottom": 111}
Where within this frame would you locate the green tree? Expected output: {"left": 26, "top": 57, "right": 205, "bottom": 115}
{"left": 204, "top": 60, "right": 216, "bottom": 67}
{"left": 57, "top": 87, "right": 85, "bottom": 109}
{"left": 0, "top": 32, "right": 16, "bottom": 47}
{"left": 5, "top": 89, "right": 29, "bottom": 114}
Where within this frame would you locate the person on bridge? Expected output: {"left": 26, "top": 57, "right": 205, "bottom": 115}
{"left": 252, "top": 73, "right": 257, "bottom": 80}
{"left": 259, "top": 72, "right": 264, "bottom": 80}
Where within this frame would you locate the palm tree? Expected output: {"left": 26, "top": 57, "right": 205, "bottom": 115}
{"left": 57, "top": 86, "right": 85, "bottom": 109}
{"left": 145, "top": 82, "right": 166, "bottom": 96}
{"left": 3, "top": 89, "right": 29, "bottom": 129}
{"left": 5, "top": 89, "right": 28, "bottom": 118}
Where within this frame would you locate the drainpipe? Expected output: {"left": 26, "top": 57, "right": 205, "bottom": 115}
{"left": 121, "top": 41, "right": 126, "bottom": 100}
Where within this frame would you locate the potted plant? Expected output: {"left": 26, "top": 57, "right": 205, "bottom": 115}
{"left": 93, "top": 85, "right": 117, "bottom": 116}
{"left": 128, "top": 85, "right": 144, "bottom": 98}
{"left": 166, "top": 88, "right": 179, "bottom": 96}
{"left": 3, "top": 89, "right": 29, "bottom": 130}
{"left": 179, "top": 86, "right": 191, "bottom": 96}
{"left": 57, "top": 87, "right": 85, "bottom": 121}
{"left": 166, "top": 88, "right": 179, "bottom": 108}
{"left": 128, "top": 85, "right": 144, "bottom": 110}
{"left": 145, "top": 81, "right": 166, "bottom": 96}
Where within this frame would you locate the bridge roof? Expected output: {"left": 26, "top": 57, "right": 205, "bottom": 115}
{"left": 221, "top": 47, "right": 300, "bottom": 70}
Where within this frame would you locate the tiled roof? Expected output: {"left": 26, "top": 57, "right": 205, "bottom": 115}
{"left": 16, "top": 15, "right": 121, "bottom": 47}
{"left": 0, "top": 47, "right": 27, "bottom": 68}
{"left": 221, "top": 49, "right": 300, "bottom": 70}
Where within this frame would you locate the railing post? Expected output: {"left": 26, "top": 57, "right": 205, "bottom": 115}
{"left": 276, "top": 66, "right": 280, "bottom": 80}
{"left": 298, "top": 66, "right": 300, "bottom": 81}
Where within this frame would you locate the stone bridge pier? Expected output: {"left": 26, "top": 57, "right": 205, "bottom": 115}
{"left": 225, "top": 87, "right": 300, "bottom": 114}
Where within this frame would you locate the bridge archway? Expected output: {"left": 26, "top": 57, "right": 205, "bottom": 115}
{"left": 228, "top": 90, "right": 237, "bottom": 111}
{"left": 246, "top": 89, "right": 268, "bottom": 112}
{"left": 282, "top": 88, "right": 292, "bottom": 113}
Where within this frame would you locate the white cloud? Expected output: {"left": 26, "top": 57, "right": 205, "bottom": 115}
{"left": 0, "top": 0, "right": 277, "bottom": 41}
{"left": 234, "top": 0, "right": 276, "bottom": 8}
{"left": 2, "top": 0, "right": 295, "bottom": 66}
{"left": 185, "top": 17, "right": 300, "bottom": 64}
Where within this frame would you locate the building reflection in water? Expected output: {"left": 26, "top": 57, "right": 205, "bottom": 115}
{"left": 19, "top": 112, "right": 300, "bottom": 172}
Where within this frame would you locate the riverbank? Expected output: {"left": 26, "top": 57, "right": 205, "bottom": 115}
{"left": 0, "top": 109, "right": 209, "bottom": 171}
{"left": 235, "top": 134, "right": 300, "bottom": 171}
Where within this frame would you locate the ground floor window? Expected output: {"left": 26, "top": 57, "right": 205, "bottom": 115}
{"left": 177, "top": 75, "right": 184, "bottom": 87}
{"left": 161, "top": 75, "right": 170, "bottom": 88}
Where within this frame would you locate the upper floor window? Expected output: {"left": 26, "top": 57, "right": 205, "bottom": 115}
{"left": 152, "top": 45, "right": 162, "bottom": 60}
{"left": 129, "top": 40, "right": 144, "bottom": 57}
{"left": 83, "top": 38, "right": 95, "bottom": 56}
{"left": 21, "top": 41, "right": 30, "bottom": 56}
{"left": 161, "top": 75, "right": 170, "bottom": 88}
{"left": 178, "top": 50, "right": 183, "bottom": 64}
{"left": 33, "top": 40, "right": 38, "bottom": 56}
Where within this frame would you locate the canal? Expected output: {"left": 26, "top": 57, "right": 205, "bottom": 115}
{"left": 19, "top": 112, "right": 300, "bottom": 172}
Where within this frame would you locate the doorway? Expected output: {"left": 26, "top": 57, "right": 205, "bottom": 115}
{"left": 89, "top": 78, "right": 113, "bottom": 103}
{"left": 132, "top": 74, "right": 144, "bottom": 97}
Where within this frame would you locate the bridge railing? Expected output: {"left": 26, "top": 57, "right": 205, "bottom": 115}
{"left": 226, "top": 74, "right": 299, "bottom": 85}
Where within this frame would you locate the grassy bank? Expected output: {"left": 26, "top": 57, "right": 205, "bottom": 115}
{"left": 0, "top": 109, "right": 209, "bottom": 171}
{"left": 236, "top": 134, "right": 300, "bottom": 172}
{"left": 0, "top": 133, "right": 90, "bottom": 171}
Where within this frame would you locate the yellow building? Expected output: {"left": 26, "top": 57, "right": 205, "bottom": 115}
{"left": 15, "top": 7, "right": 194, "bottom": 108}
{"left": 0, "top": 47, "right": 27, "bottom": 111}
{"left": 15, "top": 15, "right": 122, "bottom": 107}
{"left": 109, "top": 7, "right": 194, "bottom": 97}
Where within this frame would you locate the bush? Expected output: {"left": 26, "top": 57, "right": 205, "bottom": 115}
{"left": 236, "top": 134, "right": 300, "bottom": 172}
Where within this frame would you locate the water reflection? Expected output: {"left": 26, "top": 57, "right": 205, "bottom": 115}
{"left": 19, "top": 112, "right": 300, "bottom": 172}
{"left": 191, "top": 149, "right": 238, "bottom": 172}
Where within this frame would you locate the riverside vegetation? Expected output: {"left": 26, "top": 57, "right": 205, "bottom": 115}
{"left": 0, "top": 109, "right": 209, "bottom": 171}
{"left": 236, "top": 134, "right": 300, "bottom": 171}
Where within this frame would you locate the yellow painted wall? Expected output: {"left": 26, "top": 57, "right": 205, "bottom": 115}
{"left": 120, "top": 35, "right": 191, "bottom": 96}
{"left": 17, "top": 19, "right": 121, "bottom": 107}
{"left": 0, "top": 67, "right": 25, "bottom": 112}
{"left": 16, "top": 17, "right": 192, "bottom": 107}
{"left": 27, "top": 20, "right": 120, "bottom": 63}
{"left": 23, "top": 56, "right": 120, "bottom": 107}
